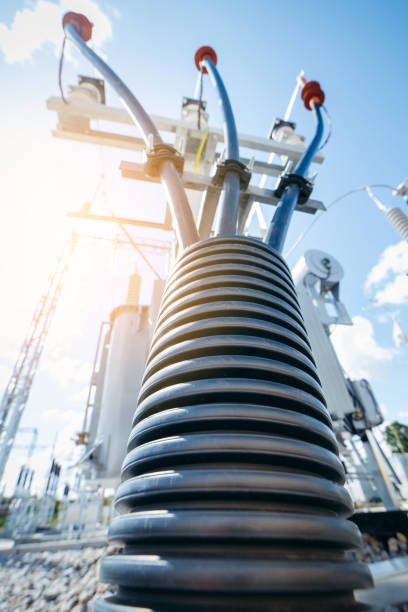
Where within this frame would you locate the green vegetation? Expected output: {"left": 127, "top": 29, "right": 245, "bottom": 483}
{"left": 385, "top": 421, "right": 408, "bottom": 454}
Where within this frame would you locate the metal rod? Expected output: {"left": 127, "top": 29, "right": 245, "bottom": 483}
{"left": 64, "top": 22, "right": 198, "bottom": 250}
{"left": 371, "top": 430, "right": 402, "bottom": 485}
{"left": 283, "top": 70, "right": 305, "bottom": 121}
{"left": 67, "top": 211, "right": 171, "bottom": 230}
{"left": 266, "top": 103, "right": 324, "bottom": 252}
{"left": 200, "top": 56, "right": 240, "bottom": 235}
{"left": 365, "top": 429, "right": 400, "bottom": 510}
{"left": 81, "top": 320, "right": 110, "bottom": 433}
{"left": 244, "top": 70, "right": 304, "bottom": 236}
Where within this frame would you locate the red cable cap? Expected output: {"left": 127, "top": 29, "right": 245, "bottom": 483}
{"left": 62, "top": 12, "right": 93, "bottom": 42}
{"left": 301, "top": 80, "right": 325, "bottom": 110}
{"left": 194, "top": 46, "right": 217, "bottom": 73}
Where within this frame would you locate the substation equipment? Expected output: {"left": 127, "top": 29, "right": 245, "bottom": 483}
{"left": 292, "top": 249, "right": 405, "bottom": 510}
{"left": 0, "top": 236, "right": 77, "bottom": 485}
{"left": 0, "top": 213, "right": 168, "bottom": 534}
{"left": 57, "top": 270, "right": 166, "bottom": 534}
{"left": 78, "top": 272, "right": 165, "bottom": 489}
{"left": 41, "top": 11, "right": 381, "bottom": 610}
{"left": 5, "top": 458, "right": 61, "bottom": 536}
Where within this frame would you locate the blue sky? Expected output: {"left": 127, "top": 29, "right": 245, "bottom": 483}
{"left": 0, "top": 0, "right": 407, "bottom": 494}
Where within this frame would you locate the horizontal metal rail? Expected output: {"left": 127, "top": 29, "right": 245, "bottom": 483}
{"left": 120, "top": 161, "right": 325, "bottom": 215}
{"left": 67, "top": 211, "right": 172, "bottom": 230}
{"left": 46, "top": 97, "right": 325, "bottom": 162}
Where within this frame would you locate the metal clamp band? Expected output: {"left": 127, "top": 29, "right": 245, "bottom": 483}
{"left": 145, "top": 144, "right": 184, "bottom": 178}
{"left": 274, "top": 172, "right": 313, "bottom": 205}
{"left": 212, "top": 159, "right": 252, "bottom": 191}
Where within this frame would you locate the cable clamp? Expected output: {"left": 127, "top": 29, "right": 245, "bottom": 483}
{"left": 212, "top": 159, "right": 252, "bottom": 191}
{"left": 145, "top": 144, "right": 184, "bottom": 178}
{"left": 274, "top": 173, "right": 313, "bottom": 205}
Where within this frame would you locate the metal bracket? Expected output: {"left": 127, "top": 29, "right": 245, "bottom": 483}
{"left": 145, "top": 144, "right": 184, "bottom": 178}
{"left": 120, "top": 161, "right": 325, "bottom": 215}
{"left": 212, "top": 159, "right": 252, "bottom": 191}
{"left": 274, "top": 172, "right": 313, "bottom": 205}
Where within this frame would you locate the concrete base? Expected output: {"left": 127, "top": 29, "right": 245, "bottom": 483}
{"left": 355, "top": 557, "right": 408, "bottom": 609}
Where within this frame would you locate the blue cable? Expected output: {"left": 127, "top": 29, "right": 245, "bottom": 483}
{"left": 266, "top": 104, "right": 325, "bottom": 253}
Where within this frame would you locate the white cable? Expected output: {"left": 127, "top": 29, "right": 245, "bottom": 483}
{"left": 284, "top": 184, "right": 395, "bottom": 259}
{"left": 365, "top": 185, "right": 389, "bottom": 213}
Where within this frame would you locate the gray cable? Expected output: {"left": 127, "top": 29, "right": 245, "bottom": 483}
{"left": 64, "top": 22, "right": 198, "bottom": 250}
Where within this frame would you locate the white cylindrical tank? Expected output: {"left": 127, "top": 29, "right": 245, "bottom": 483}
{"left": 89, "top": 274, "right": 153, "bottom": 487}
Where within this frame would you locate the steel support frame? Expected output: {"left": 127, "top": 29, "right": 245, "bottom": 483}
{"left": 119, "top": 161, "right": 325, "bottom": 216}
{"left": 46, "top": 97, "right": 325, "bottom": 165}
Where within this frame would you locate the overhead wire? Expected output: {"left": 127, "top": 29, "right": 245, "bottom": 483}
{"left": 319, "top": 105, "right": 332, "bottom": 151}
{"left": 284, "top": 184, "right": 395, "bottom": 259}
{"left": 365, "top": 185, "right": 389, "bottom": 212}
{"left": 114, "top": 221, "right": 162, "bottom": 280}
{"left": 91, "top": 116, "right": 164, "bottom": 281}
{"left": 58, "top": 34, "right": 68, "bottom": 104}
{"left": 197, "top": 64, "right": 204, "bottom": 130}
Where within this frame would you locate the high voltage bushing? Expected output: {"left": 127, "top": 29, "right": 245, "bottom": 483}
{"left": 387, "top": 207, "right": 408, "bottom": 243}
{"left": 96, "top": 237, "right": 372, "bottom": 612}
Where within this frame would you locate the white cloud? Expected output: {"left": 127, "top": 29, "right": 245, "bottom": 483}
{"left": 366, "top": 241, "right": 408, "bottom": 289}
{"left": 69, "top": 387, "right": 89, "bottom": 405}
{"left": 397, "top": 411, "right": 408, "bottom": 421}
{"left": 40, "top": 354, "right": 91, "bottom": 389}
{"left": 380, "top": 403, "right": 389, "bottom": 419}
{"left": 375, "top": 275, "right": 408, "bottom": 306}
{"left": 41, "top": 406, "right": 82, "bottom": 424}
{"left": 331, "top": 315, "right": 395, "bottom": 379}
{"left": 365, "top": 240, "right": 408, "bottom": 306}
{"left": 0, "top": 0, "right": 112, "bottom": 64}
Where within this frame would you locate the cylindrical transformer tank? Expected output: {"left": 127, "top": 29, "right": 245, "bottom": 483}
{"left": 88, "top": 274, "right": 160, "bottom": 488}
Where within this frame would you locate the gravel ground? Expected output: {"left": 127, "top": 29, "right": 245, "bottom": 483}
{"left": 0, "top": 546, "right": 114, "bottom": 611}
{"left": 1, "top": 534, "right": 407, "bottom": 611}
{"left": 350, "top": 532, "right": 408, "bottom": 563}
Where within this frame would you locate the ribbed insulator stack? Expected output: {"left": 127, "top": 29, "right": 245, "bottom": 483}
{"left": 96, "top": 237, "right": 372, "bottom": 612}
{"left": 387, "top": 207, "right": 408, "bottom": 243}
